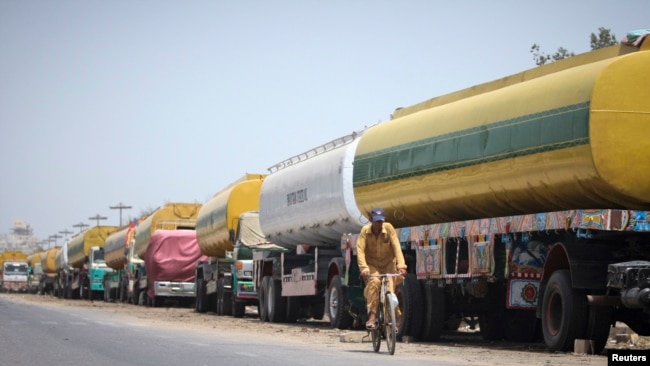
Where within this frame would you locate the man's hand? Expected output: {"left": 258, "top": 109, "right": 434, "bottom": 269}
{"left": 361, "top": 270, "right": 369, "bottom": 279}
{"left": 398, "top": 268, "right": 407, "bottom": 276}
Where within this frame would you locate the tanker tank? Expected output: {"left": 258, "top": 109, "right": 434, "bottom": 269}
{"left": 41, "top": 247, "right": 60, "bottom": 274}
{"left": 259, "top": 132, "right": 366, "bottom": 249}
{"left": 104, "top": 226, "right": 133, "bottom": 270}
{"left": 27, "top": 251, "right": 44, "bottom": 269}
{"left": 133, "top": 202, "right": 202, "bottom": 259}
{"left": 54, "top": 243, "right": 67, "bottom": 272}
{"left": 196, "top": 173, "right": 265, "bottom": 258}
{"left": 353, "top": 43, "right": 650, "bottom": 228}
{"left": 67, "top": 226, "right": 117, "bottom": 269}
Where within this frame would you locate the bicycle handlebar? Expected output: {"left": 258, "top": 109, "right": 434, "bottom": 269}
{"left": 366, "top": 273, "right": 404, "bottom": 278}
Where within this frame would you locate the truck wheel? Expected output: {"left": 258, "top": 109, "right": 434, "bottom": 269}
{"left": 396, "top": 273, "right": 423, "bottom": 340}
{"left": 196, "top": 278, "right": 207, "bottom": 313}
{"left": 119, "top": 279, "right": 127, "bottom": 303}
{"left": 541, "top": 270, "right": 587, "bottom": 352}
{"left": 285, "top": 296, "right": 300, "bottom": 323}
{"left": 268, "top": 278, "right": 286, "bottom": 323}
{"left": 327, "top": 275, "right": 353, "bottom": 329}
{"left": 585, "top": 300, "right": 612, "bottom": 354}
{"left": 222, "top": 285, "right": 233, "bottom": 316}
{"left": 132, "top": 285, "right": 140, "bottom": 305}
{"left": 233, "top": 299, "right": 246, "bottom": 318}
{"left": 258, "top": 276, "right": 270, "bottom": 322}
{"left": 420, "top": 282, "right": 445, "bottom": 341}
{"left": 217, "top": 278, "right": 233, "bottom": 316}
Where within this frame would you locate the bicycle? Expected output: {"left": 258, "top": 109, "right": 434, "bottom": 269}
{"left": 366, "top": 273, "right": 402, "bottom": 355}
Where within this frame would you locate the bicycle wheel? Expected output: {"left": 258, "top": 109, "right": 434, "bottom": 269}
{"left": 385, "top": 292, "right": 398, "bottom": 355}
{"left": 372, "top": 302, "right": 383, "bottom": 352}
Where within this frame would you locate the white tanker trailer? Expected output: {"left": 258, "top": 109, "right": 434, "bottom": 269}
{"left": 254, "top": 131, "right": 367, "bottom": 323}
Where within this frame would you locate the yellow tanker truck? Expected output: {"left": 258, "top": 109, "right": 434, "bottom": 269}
{"left": 194, "top": 173, "right": 267, "bottom": 317}
{"left": 331, "top": 40, "right": 650, "bottom": 355}
{"left": 39, "top": 246, "right": 60, "bottom": 295}
{"left": 0, "top": 250, "right": 29, "bottom": 292}
{"left": 26, "top": 250, "right": 45, "bottom": 293}
{"left": 57, "top": 226, "right": 116, "bottom": 300}
{"left": 129, "top": 202, "right": 202, "bottom": 306}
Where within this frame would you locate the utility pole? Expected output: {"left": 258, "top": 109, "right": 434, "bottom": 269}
{"left": 49, "top": 234, "right": 62, "bottom": 247}
{"left": 109, "top": 202, "right": 132, "bottom": 227}
{"left": 88, "top": 214, "right": 107, "bottom": 227}
{"left": 73, "top": 222, "right": 89, "bottom": 233}
{"left": 59, "top": 229, "right": 73, "bottom": 244}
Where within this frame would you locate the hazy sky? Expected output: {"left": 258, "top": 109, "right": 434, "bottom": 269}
{"left": 1, "top": 0, "right": 647, "bottom": 246}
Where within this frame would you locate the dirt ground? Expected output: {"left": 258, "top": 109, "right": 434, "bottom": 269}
{"left": 4, "top": 292, "right": 649, "bottom": 365}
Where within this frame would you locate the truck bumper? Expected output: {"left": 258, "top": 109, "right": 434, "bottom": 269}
{"left": 154, "top": 281, "right": 196, "bottom": 297}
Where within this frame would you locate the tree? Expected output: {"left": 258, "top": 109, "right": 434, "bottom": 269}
{"left": 530, "top": 27, "right": 617, "bottom": 66}
{"left": 590, "top": 27, "right": 618, "bottom": 50}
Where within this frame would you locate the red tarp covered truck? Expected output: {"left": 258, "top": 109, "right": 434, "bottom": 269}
{"left": 144, "top": 230, "right": 207, "bottom": 307}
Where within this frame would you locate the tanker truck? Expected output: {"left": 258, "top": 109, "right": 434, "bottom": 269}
{"left": 103, "top": 224, "right": 138, "bottom": 302}
{"left": 194, "top": 174, "right": 269, "bottom": 317}
{"left": 58, "top": 226, "right": 116, "bottom": 300}
{"left": 334, "top": 40, "right": 650, "bottom": 354}
{"left": 144, "top": 229, "right": 207, "bottom": 307}
{"left": 254, "top": 133, "right": 368, "bottom": 323}
{"left": 39, "top": 246, "right": 60, "bottom": 295}
{"left": 131, "top": 202, "right": 202, "bottom": 306}
{"left": 54, "top": 242, "right": 68, "bottom": 298}
{"left": 1, "top": 250, "right": 29, "bottom": 292}
{"left": 26, "top": 251, "right": 45, "bottom": 293}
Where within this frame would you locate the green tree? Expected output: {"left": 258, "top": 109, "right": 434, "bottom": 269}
{"left": 530, "top": 27, "right": 617, "bottom": 66}
{"left": 590, "top": 27, "right": 618, "bottom": 50}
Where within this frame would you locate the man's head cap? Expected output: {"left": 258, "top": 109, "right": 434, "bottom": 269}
{"left": 371, "top": 208, "right": 385, "bottom": 221}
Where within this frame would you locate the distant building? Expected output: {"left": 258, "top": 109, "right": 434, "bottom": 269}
{"left": 0, "top": 219, "right": 41, "bottom": 253}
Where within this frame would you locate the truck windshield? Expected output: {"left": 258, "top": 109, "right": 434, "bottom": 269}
{"left": 93, "top": 250, "right": 105, "bottom": 263}
{"left": 4, "top": 263, "right": 29, "bottom": 274}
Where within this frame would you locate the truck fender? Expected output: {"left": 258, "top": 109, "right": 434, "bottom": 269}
{"left": 537, "top": 240, "right": 614, "bottom": 318}
{"left": 327, "top": 258, "right": 346, "bottom": 286}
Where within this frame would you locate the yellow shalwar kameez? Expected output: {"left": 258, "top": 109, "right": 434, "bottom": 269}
{"left": 356, "top": 222, "right": 407, "bottom": 315}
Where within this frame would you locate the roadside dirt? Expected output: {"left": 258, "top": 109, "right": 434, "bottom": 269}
{"left": 4, "top": 292, "right": 648, "bottom": 365}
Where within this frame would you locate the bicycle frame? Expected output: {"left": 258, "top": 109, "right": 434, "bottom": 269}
{"left": 367, "top": 273, "right": 401, "bottom": 355}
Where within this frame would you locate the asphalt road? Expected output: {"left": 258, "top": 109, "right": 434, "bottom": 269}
{"left": 0, "top": 294, "right": 443, "bottom": 366}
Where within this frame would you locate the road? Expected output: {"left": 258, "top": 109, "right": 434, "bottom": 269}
{"left": 0, "top": 293, "right": 622, "bottom": 365}
{"left": 0, "top": 293, "right": 443, "bottom": 366}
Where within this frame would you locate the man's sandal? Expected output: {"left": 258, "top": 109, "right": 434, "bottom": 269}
{"left": 366, "top": 320, "right": 377, "bottom": 330}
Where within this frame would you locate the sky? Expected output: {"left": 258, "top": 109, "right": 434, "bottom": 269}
{"left": 0, "top": 0, "right": 647, "bottom": 247}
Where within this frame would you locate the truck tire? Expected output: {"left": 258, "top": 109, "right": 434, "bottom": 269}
{"left": 119, "top": 278, "right": 127, "bottom": 303}
{"left": 327, "top": 275, "right": 353, "bottom": 329}
{"left": 233, "top": 299, "right": 246, "bottom": 318}
{"left": 217, "top": 278, "right": 233, "bottom": 316}
{"left": 285, "top": 296, "right": 300, "bottom": 323}
{"left": 420, "top": 282, "right": 445, "bottom": 341}
{"left": 268, "top": 278, "right": 286, "bottom": 323}
{"left": 396, "top": 273, "right": 423, "bottom": 340}
{"left": 196, "top": 278, "right": 207, "bottom": 313}
{"left": 258, "top": 276, "right": 270, "bottom": 322}
{"left": 541, "top": 270, "right": 587, "bottom": 352}
{"left": 585, "top": 302, "right": 612, "bottom": 355}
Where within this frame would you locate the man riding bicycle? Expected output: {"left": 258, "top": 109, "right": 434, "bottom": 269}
{"left": 356, "top": 208, "right": 407, "bottom": 330}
